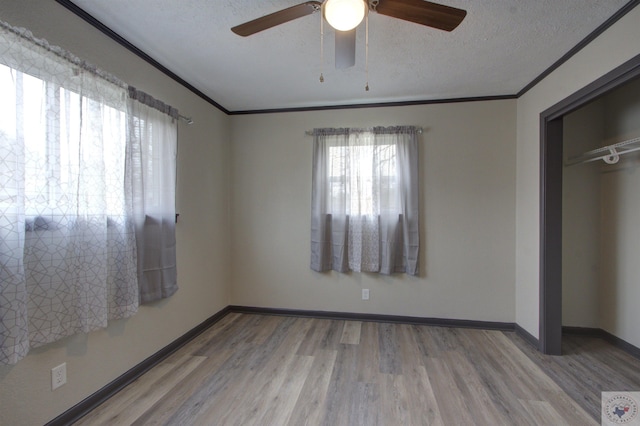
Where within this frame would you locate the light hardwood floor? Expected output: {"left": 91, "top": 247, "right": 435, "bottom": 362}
{"left": 74, "top": 313, "right": 640, "bottom": 425}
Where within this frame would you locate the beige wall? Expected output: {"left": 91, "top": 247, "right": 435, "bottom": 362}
{"left": 0, "top": 2, "right": 231, "bottom": 425}
{"left": 3, "top": 0, "right": 640, "bottom": 423}
{"left": 229, "top": 101, "right": 517, "bottom": 322}
{"left": 515, "top": 5, "right": 640, "bottom": 338}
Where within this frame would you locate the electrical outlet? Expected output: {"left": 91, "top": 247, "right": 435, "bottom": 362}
{"left": 51, "top": 363, "right": 67, "bottom": 390}
{"left": 362, "top": 288, "right": 370, "bottom": 300}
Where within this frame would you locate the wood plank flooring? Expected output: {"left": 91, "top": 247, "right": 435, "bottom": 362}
{"left": 74, "top": 313, "right": 640, "bottom": 425}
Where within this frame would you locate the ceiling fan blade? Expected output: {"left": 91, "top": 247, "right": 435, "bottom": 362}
{"left": 232, "top": 1, "right": 322, "bottom": 36}
{"left": 375, "top": 0, "right": 466, "bottom": 32}
{"left": 335, "top": 29, "right": 356, "bottom": 69}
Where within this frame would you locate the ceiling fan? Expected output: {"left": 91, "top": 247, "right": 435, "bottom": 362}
{"left": 231, "top": 0, "right": 466, "bottom": 69}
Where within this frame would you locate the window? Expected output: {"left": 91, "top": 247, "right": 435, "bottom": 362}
{"left": 127, "top": 88, "right": 178, "bottom": 304}
{"left": 0, "top": 65, "right": 128, "bottom": 221}
{"left": 0, "top": 20, "right": 177, "bottom": 365}
{"left": 327, "top": 136, "right": 398, "bottom": 216}
{"left": 310, "top": 127, "right": 420, "bottom": 275}
{"left": 0, "top": 51, "right": 137, "bottom": 365}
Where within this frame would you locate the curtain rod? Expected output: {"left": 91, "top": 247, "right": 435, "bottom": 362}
{"left": 305, "top": 127, "right": 423, "bottom": 136}
{"left": 179, "top": 114, "right": 193, "bottom": 125}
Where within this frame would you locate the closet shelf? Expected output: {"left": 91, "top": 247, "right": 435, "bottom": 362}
{"left": 566, "top": 136, "right": 640, "bottom": 166}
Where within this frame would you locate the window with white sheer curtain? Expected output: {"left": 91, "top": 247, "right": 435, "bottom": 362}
{"left": 310, "top": 126, "right": 420, "bottom": 276}
{"left": 127, "top": 88, "right": 178, "bottom": 304}
{"left": 0, "top": 21, "right": 177, "bottom": 365}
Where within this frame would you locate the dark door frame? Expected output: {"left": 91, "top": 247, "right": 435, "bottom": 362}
{"left": 539, "top": 53, "right": 640, "bottom": 355}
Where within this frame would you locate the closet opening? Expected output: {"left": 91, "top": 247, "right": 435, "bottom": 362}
{"left": 540, "top": 53, "right": 640, "bottom": 355}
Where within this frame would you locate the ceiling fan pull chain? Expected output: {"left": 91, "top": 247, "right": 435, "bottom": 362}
{"left": 365, "top": 8, "right": 369, "bottom": 91}
{"left": 319, "top": 2, "right": 325, "bottom": 83}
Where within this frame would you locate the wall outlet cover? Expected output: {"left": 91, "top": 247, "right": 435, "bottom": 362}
{"left": 51, "top": 363, "right": 67, "bottom": 390}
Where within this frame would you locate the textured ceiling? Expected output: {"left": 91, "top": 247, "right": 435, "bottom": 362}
{"left": 68, "top": 0, "right": 630, "bottom": 112}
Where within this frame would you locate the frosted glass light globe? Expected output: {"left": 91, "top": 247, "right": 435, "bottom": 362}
{"left": 324, "top": 0, "right": 366, "bottom": 32}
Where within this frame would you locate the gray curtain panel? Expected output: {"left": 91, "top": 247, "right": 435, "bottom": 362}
{"left": 127, "top": 90, "right": 178, "bottom": 304}
{"left": 137, "top": 215, "right": 177, "bottom": 303}
{"left": 310, "top": 126, "right": 420, "bottom": 275}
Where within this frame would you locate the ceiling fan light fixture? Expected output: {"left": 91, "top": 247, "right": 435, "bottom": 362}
{"left": 324, "top": 0, "right": 366, "bottom": 31}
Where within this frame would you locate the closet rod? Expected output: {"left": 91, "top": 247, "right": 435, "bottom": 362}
{"left": 566, "top": 136, "right": 640, "bottom": 166}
